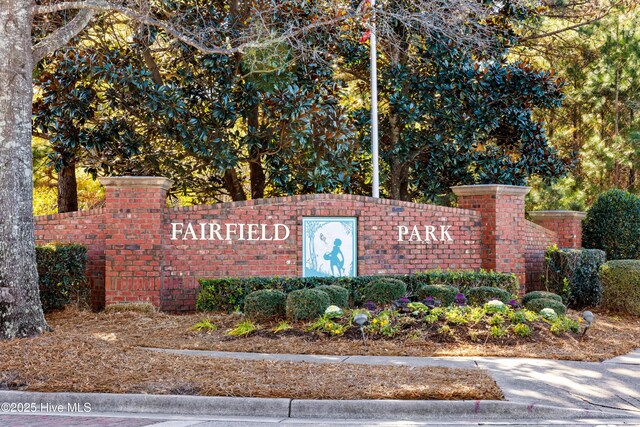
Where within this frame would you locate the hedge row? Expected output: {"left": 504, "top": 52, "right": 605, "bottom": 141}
{"left": 544, "top": 247, "right": 606, "bottom": 309}
{"left": 196, "top": 270, "right": 519, "bottom": 312}
{"left": 36, "top": 243, "right": 88, "bottom": 312}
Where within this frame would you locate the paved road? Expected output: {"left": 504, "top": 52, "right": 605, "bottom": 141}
{"left": 0, "top": 349, "right": 637, "bottom": 426}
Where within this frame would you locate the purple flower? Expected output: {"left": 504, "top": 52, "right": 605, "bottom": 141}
{"left": 454, "top": 293, "right": 467, "bottom": 306}
{"left": 508, "top": 299, "right": 521, "bottom": 309}
{"left": 398, "top": 297, "right": 411, "bottom": 304}
{"left": 363, "top": 301, "right": 377, "bottom": 311}
{"left": 422, "top": 297, "right": 436, "bottom": 308}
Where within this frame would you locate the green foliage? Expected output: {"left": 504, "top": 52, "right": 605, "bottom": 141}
{"left": 444, "top": 307, "right": 470, "bottom": 325}
{"left": 513, "top": 323, "right": 532, "bottom": 337}
{"left": 306, "top": 315, "right": 350, "bottom": 336}
{"left": 526, "top": 8, "right": 640, "bottom": 210}
{"left": 243, "top": 289, "right": 286, "bottom": 322}
{"left": 544, "top": 247, "right": 606, "bottom": 308}
{"left": 315, "top": 285, "right": 349, "bottom": 308}
{"left": 368, "top": 310, "right": 399, "bottom": 337}
{"left": 524, "top": 298, "right": 567, "bottom": 316}
{"left": 549, "top": 317, "right": 580, "bottom": 335}
{"left": 416, "top": 285, "right": 458, "bottom": 306}
{"left": 466, "top": 286, "right": 512, "bottom": 306}
{"left": 196, "top": 271, "right": 518, "bottom": 312}
{"left": 35, "top": 243, "right": 88, "bottom": 312}
{"left": 227, "top": 320, "right": 259, "bottom": 337}
{"left": 272, "top": 320, "right": 292, "bottom": 333}
{"left": 360, "top": 279, "right": 407, "bottom": 305}
{"left": 192, "top": 319, "right": 217, "bottom": 332}
{"left": 286, "top": 289, "right": 331, "bottom": 322}
{"left": 599, "top": 260, "right": 640, "bottom": 315}
{"left": 583, "top": 189, "right": 640, "bottom": 260}
{"left": 490, "top": 326, "right": 508, "bottom": 338}
{"left": 521, "top": 291, "right": 562, "bottom": 306}
{"left": 410, "top": 270, "right": 519, "bottom": 295}
{"left": 489, "top": 314, "right": 504, "bottom": 327}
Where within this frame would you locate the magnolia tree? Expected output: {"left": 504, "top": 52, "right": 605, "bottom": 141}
{"left": 0, "top": 0, "right": 511, "bottom": 339}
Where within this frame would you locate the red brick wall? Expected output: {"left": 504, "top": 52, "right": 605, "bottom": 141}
{"left": 524, "top": 220, "right": 557, "bottom": 292}
{"left": 34, "top": 209, "right": 107, "bottom": 309}
{"left": 32, "top": 178, "right": 577, "bottom": 311}
{"left": 161, "top": 194, "right": 483, "bottom": 311}
{"left": 529, "top": 212, "right": 585, "bottom": 249}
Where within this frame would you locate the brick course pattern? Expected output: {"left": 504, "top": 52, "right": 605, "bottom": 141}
{"left": 33, "top": 177, "right": 584, "bottom": 311}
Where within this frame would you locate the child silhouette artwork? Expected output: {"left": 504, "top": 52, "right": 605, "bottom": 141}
{"left": 324, "top": 238, "right": 345, "bottom": 276}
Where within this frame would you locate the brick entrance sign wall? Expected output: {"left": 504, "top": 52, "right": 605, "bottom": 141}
{"left": 34, "top": 177, "right": 586, "bottom": 312}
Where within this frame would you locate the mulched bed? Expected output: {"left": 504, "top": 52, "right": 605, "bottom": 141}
{"left": 45, "top": 308, "right": 640, "bottom": 361}
{"left": 0, "top": 308, "right": 502, "bottom": 400}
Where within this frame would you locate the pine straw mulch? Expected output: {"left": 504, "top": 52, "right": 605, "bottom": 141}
{"left": 43, "top": 308, "right": 640, "bottom": 361}
{"left": 0, "top": 308, "right": 501, "bottom": 400}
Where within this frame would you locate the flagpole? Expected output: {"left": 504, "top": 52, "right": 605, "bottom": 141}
{"left": 370, "top": 0, "right": 379, "bottom": 198}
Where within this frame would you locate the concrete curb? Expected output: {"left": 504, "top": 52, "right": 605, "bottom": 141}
{"left": 0, "top": 391, "right": 634, "bottom": 420}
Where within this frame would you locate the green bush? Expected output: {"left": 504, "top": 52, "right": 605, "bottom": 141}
{"left": 466, "top": 286, "right": 512, "bottom": 305}
{"left": 416, "top": 285, "right": 458, "bottom": 306}
{"left": 409, "top": 270, "right": 519, "bottom": 294}
{"left": 545, "top": 247, "right": 606, "bottom": 308}
{"left": 583, "top": 189, "right": 640, "bottom": 260}
{"left": 315, "top": 285, "right": 349, "bottom": 308}
{"left": 524, "top": 297, "right": 567, "bottom": 316}
{"left": 196, "top": 270, "right": 519, "bottom": 312}
{"left": 360, "top": 278, "right": 407, "bottom": 305}
{"left": 244, "top": 290, "right": 287, "bottom": 322}
{"left": 521, "top": 291, "right": 562, "bottom": 306}
{"left": 599, "top": 260, "right": 640, "bottom": 315}
{"left": 286, "top": 289, "right": 331, "bottom": 321}
{"left": 36, "top": 243, "right": 88, "bottom": 312}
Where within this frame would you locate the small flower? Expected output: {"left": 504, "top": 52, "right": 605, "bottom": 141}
{"left": 507, "top": 299, "right": 521, "bottom": 309}
{"left": 363, "top": 301, "right": 377, "bottom": 311}
{"left": 454, "top": 293, "right": 467, "bottom": 306}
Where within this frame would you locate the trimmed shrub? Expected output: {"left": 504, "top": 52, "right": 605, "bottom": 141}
{"left": 36, "top": 243, "right": 88, "bottom": 312}
{"left": 466, "top": 286, "right": 511, "bottom": 305}
{"left": 583, "top": 189, "right": 640, "bottom": 260}
{"left": 196, "top": 270, "right": 519, "bottom": 312}
{"left": 416, "top": 285, "right": 458, "bottom": 306}
{"left": 545, "top": 247, "right": 606, "bottom": 308}
{"left": 521, "top": 291, "right": 562, "bottom": 306}
{"left": 244, "top": 290, "right": 287, "bottom": 322}
{"left": 599, "top": 260, "right": 640, "bottom": 316}
{"left": 524, "top": 297, "right": 567, "bottom": 316}
{"left": 315, "top": 285, "right": 349, "bottom": 308}
{"left": 286, "top": 289, "right": 331, "bottom": 321}
{"left": 360, "top": 278, "right": 407, "bottom": 305}
{"left": 408, "top": 270, "right": 519, "bottom": 295}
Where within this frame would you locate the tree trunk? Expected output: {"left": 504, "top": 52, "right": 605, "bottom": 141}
{"left": 223, "top": 168, "right": 247, "bottom": 201}
{"left": 0, "top": 0, "right": 49, "bottom": 339}
{"left": 248, "top": 106, "right": 266, "bottom": 199}
{"left": 57, "top": 158, "right": 79, "bottom": 213}
{"left": 388, "top": 110, "right": 411, "bottom": 200}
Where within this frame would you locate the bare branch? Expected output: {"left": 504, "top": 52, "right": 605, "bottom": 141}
{"left": 32, "top": 9, "right": 95, "bottom": 62}
{"left": 34, "top": 1, "right": 236, "bottom": 55}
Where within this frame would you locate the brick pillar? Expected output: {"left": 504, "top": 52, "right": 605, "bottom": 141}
{"left": 451, "top": 185, "right": 530, "bottom": 284}
{"left": 99, "top": 176, "right": 172, "bottom": 307}
{"left": 528, "top": 210, "right": 586, "bottom": 249}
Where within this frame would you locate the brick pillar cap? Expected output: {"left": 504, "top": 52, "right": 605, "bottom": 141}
{"left": 529, "top": 210, "right": 587, "bottom": 220}
{"left": 451, "top": 184, "right": 531, "bottom": 197}
{"left": 99, "top": 176, "right": 173, "bottom": 191}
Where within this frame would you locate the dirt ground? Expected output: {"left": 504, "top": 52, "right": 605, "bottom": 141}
{"left": 0, "top": 308, "right": 502, "bottom": 400}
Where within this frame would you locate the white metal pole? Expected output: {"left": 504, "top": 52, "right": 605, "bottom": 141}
{"left": 370, "top": 0, "right": 380, "bottom": 198}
